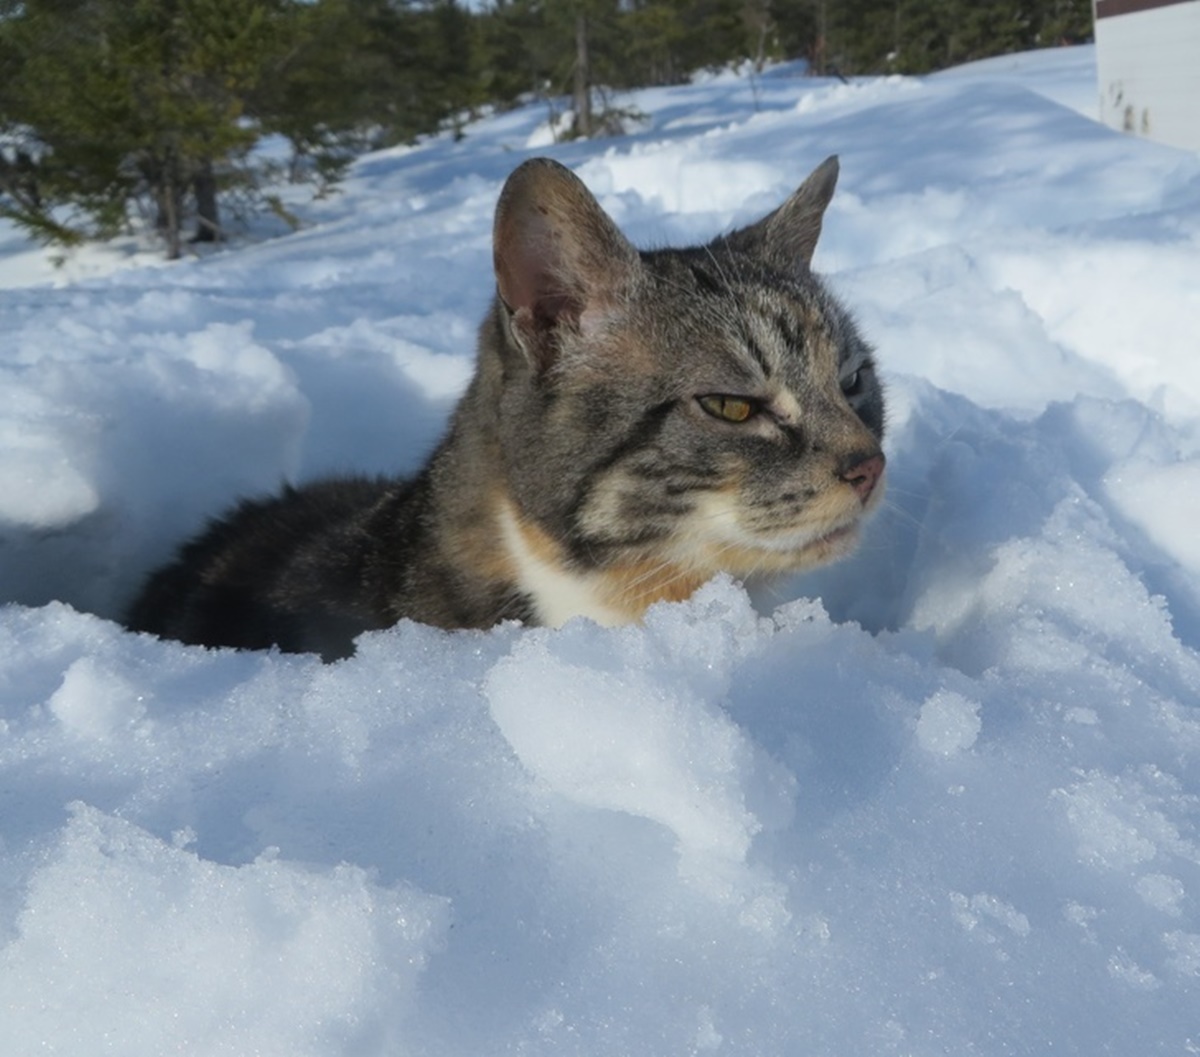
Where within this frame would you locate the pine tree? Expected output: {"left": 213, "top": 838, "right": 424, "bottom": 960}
{"left": 476, "top": 0, "right": 547, "bottom": 104}
{"left": 0, "top": 0, "right": 295, "bottom": 258}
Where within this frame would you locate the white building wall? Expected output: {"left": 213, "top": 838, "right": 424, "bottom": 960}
{"left": 1094, "top": 0, "right": 1200, "bottom": 151}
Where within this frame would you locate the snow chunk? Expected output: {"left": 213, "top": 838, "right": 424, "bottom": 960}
{"left": 48, "top": 656, "right": 147, "bottom": 744}
{"left": 0, "top": 434, "right": 98, "bottom": 527}
{"left": 172, "top": 321, "right": 296, "bottom": 407}
{"left": 1107, "top": 949, "right": 1160, "bottom": 991}
{"left": 1106, "top": 456, "right": 1200, "bottom": 573}
{"left": 1057, "top": 770, "right": 1194, "bottom": 872}
{"left": 1136, "top": 874, "right": 1186, "bottom": 917}
{"left": 0, "top": 380, "right": 100, "bottom": 528}
{"left": 950, "top": 891, "right": 1032, "bottom": 938}
{"left": 916, "top": 690, "right": 981, "bottom": 755}
{"left": 1164, "top": 932, "right": 1200, "bottom": 977}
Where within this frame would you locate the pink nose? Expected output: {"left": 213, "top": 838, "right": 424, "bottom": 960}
{"left": 839, "top": 453, "right": 885, "bottom": 503}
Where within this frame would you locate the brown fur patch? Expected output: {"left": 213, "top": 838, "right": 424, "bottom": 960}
{"left": 594, "top": 559, "right": 710, "bottom": 619}
{"left": 447, "top": 491, "right": 520, "bottom": 584}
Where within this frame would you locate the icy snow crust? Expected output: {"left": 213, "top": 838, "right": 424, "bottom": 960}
{"left": 3, "top": 45, "right": 1200, "bottom": 1055}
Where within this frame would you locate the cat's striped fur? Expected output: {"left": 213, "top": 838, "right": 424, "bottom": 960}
{"left": 127, "top": 156, "right": 885, "bottom": 660}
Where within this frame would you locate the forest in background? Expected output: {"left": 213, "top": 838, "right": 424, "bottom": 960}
{"left": 0, "top": 0, "right": 1094, "bottom": 258}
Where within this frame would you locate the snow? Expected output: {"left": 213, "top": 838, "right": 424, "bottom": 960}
{"left": 3, "top": 43, "right": 1200, "bottom": 1055}
{"left": 916, "top": 690, "right": 982, "bottom": 756}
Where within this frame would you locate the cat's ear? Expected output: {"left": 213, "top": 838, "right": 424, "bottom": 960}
{"left": 493, "top": 158, "right": 641, "bottom": 369}
{"left": 724, "top": 155, "right": 839, "bottom": 271}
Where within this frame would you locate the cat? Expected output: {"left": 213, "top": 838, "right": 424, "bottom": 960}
{"left": 126, "top": 155, "right": 886, "bottom": 661}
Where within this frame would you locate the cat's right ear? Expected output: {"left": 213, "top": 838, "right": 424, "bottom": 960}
{"left": 493, "top": 158, "right": 641, "bottom": 371}
{"left": 723, "top": 155, "right": 840, "bottom": 272}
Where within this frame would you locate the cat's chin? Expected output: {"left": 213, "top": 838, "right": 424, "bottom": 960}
{"left": 791, "top": 521, "right": 862, "bottom": 567}
{"left": 687, "top": 517, "right": 864, "bottom": 578}
{"left": 765, "top": 520, "right": 862, "bottom": 568}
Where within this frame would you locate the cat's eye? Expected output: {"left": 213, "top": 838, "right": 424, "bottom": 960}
{"left": 698, "top": 394, "right": 759, "bottom": 423}
{"left": 841, "top": 367, "right": 865, "bottom": 397}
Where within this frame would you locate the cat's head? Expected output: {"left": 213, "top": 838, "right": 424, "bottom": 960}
{"left": 487, "top": 155, "right": 885, "bottom": 608}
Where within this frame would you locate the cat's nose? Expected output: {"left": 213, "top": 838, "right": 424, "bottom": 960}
{"left": 839, "top": 452, "right": 885, "bottom": 503}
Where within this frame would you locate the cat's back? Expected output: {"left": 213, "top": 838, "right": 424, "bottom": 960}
{"left": 127, "top": 476, "right": 396, "bottom": 660}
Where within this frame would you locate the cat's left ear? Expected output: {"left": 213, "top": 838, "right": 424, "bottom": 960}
{"left": 493, "top": 158, "right": 642, "bottom": 371}
{"left": 724, "top": 155, "right": 840, "bottom": 271}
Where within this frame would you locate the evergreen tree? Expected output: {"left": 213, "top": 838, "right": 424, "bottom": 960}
{"left": 767, "top": 0, "right": 1091, "bottom": 75}
{"left": 476, "top": 0, "right": 548, "bottom": 104}
{"left": 0, "top": 0, "right": 294, "bottom": 257}
{"left": 624, "top": 0, "right": 692, "bottom": 85}
{"left": 260, "top": 0, "right": 482, "bottom": 151}
{"left": 1034, "top": 0, "right": 1092, "bottom": 45}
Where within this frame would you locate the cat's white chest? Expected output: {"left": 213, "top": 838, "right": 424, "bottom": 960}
{"left": 496, "top": 501, "right": 630, "bottom": 628}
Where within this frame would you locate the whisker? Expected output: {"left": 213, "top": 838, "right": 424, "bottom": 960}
{"left": 879, "top": 484, "right": 931, "bottom": 500}
{"left": 878, "top": 500, "right": 924, "bottom": 530}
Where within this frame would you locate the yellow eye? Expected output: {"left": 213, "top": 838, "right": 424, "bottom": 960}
{"left": 699, "top": 395, "right": 757, "bottom": 423}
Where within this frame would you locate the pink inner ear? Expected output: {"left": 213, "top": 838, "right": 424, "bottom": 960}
{"left": 496, "top": 253, "right": 545, "bottom": 315}
{"left": 497, "top": 215, "right": 556, "bottom": 313}
{"left": 498, "top": 223, "right": 581, "bottom": 325}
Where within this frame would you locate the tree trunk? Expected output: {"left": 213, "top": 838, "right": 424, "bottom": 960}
{"left": 573, "top": 11, "right": 593, "bottom": 138}
{"left": 157, "top": 177, "right": 182, "bottom": 261}
{"left": 813, "top": 0, "right": 827, "bottom": 76}
{"left": 192, "top": 159, "right": 221, "bottom": 244}
{"left": 1, "top": 150, "right": 44, "bottom": 211}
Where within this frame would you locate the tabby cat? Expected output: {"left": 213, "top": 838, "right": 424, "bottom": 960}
{"left": 127, "top": 155, "right": 885, "bottom": 660}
